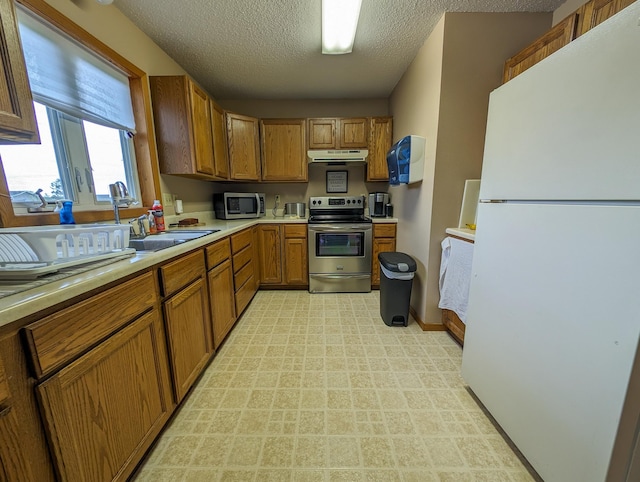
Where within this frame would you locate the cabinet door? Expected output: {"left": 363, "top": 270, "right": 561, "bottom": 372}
{"left": 37, "top": 310, "right": 173, "bottom": 482}
{"left": 210, "top": 100, "right": 230, "bottom": 179}
{"left": 502, "top": 13, "right": 577, "bottom": 83}
{"left": 577, "top": 0, "right": 635, "bottom": 36}
{"left": 367, "top": 117, "right": 393, "bottom": 181}
{"left": 260, "top": 119, "right": 307, "bottom": 181}
{"left": 284, "top": 237, "right": 308, "bottom": 285}
{"left": 208, "top": 260, "right": 236, "bottom": 349}
{"left": 372, "top": 237, "right": 396, "bottom": 286}
{"left": 0, "top": 0, "right": 38, "bottom": 143}
{"left": 188, "top": 81, "right": 214, "bottom": 176}
{"left": 226, "top": 112, "right": 261, "bottom": 181}
{"left": 308, "top": 118, "right": 336, "bottom": 149}
{"left": 257, "top": 224, "right": 282, "bottom": 284}
{"left": 163, "top": 277, "right": 212, "bottom": 402}
{"left": 338, "top": 117, "right": 368, "bottom": 148}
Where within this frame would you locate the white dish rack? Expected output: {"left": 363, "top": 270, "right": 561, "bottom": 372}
{"left": 0, "top": 224, "right": 134, "bottom": 279}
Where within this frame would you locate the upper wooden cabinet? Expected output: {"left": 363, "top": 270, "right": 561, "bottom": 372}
{"left": 150, "top": 76, "right": 219, "bottom": 180}
{"left": 0, "top": 0, "right": 38, "bottom": 143}
{"left": 577, "top": 0, "right": 635, "bottom": 36}
{"left": 339, "top": 117, "right": 368, "bottom": 148}
{"left": 210, "top": 100, "right": 230, "bottom": 179}
{"left": 260, "top": 118, "right": 307, "bottom": 181}
{"left": 503, "top": 13, "right": 578, "bottom": 83}
{"left": 366, "top": 117, "right": 393, "bottom": 182}
{"left": 226, "top": 112, "right": 261, "bottom": 181}
{"left": 308, "top": 117, "right": 368, "bottom": 149}
{"left": 308, "top": 118, "right": 336, "bottom": 149}
{"left": 503, "top": 0, "right": 636, "bottom": 83}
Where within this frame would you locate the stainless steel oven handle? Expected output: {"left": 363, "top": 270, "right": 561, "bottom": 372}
{"left": 315, "top": 274, "right": 371, "bottom": 279}
{"left": 309, "top": 225, "right": 372, "bottom": 231}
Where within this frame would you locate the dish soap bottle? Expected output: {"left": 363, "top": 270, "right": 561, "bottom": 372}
{"left": 151, "top": 200, "right": 165, "bottom": 232}
{"left": 59, "top": 200, "right": 75, "bottom": 224}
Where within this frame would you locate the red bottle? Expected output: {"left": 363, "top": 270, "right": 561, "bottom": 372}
{"left": 152, "top": 200, "right": 165, "bottom": 232}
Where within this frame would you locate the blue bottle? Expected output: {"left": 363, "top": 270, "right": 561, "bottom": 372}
{"left": 59, "top": 200, "right": 75, "bottom": 224}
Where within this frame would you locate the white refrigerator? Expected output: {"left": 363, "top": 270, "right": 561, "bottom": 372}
{"left": 461, "top": 4, "right": 640, "bottom": 482}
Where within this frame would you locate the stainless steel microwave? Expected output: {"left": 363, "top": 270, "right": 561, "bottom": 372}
{"left": 214, "top": 192, "right": 265, "bottom": 219}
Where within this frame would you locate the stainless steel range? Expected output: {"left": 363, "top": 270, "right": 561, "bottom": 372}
{"left": 308, "top": 195, "right": 372, "bottom": 293}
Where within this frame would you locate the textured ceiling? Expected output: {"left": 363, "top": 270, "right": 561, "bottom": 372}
{"left": 114, "top": 0, "right": 565, "bottom": 100}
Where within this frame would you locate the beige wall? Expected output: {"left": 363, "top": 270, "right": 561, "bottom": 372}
{"left": 389, "top": 12, "right": 551, "bottom": 325}
{"left": 387, "top": 16, "right": 445, "bottom": 325}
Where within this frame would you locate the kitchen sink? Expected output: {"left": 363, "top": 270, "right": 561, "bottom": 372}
{"left": 128, "top": 229, "right": 219, "bottom": 252}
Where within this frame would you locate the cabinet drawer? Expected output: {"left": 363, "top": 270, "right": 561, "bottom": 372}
{"left": 206, "top": 237, "right": 231, "bottom": 270}
{"left": 232, "top": 245, "right": 252, "bottom": 273}
{"left": 284, "top": 224, "right": 307, "bottom": 238}
{"left": 159, "top": 250, "right": 205, "bottom": 297}
{"left": 235, "top": 274, "right": 255, "bottom": 315}
{"left": 234, "top": 259, "right": 253, "bottom": 291}
{"left": 23, "top": 272, "right": 157, "bottom": 379}
{"left": 374, "top": 223, "right": 396, "bottom": 238}
{"left": 231, "top": 228, "right": 252, "bottom": 254}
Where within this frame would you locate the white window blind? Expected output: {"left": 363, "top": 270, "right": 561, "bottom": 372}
{"left": 16, "top": 7, "right": 136, "bottom": 133}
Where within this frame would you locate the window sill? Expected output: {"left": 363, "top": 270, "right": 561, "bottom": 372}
{"left": 1, "top": 205, "right": 149, "bottom": 227}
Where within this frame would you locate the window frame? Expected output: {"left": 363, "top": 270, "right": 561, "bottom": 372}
{"left": 0, "top": 0, "right": 160, "bottom": 227}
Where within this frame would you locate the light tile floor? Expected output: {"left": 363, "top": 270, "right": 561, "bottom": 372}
{"left": 134, "top": 290, "right": 538, "bottom": 482}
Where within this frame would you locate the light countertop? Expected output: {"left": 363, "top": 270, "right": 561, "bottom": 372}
{"left": 0, "top": 213, "right": 398, "bottom": 327}
{"left": 445, "top": 227, "right": 476, "bottom": 242}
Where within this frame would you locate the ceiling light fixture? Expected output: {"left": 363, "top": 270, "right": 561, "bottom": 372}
{"left": 95, "top": 0, "right": 114, "bottom": 5}
{"left": 321, "top": 0, "right": 362, "bottom": 55}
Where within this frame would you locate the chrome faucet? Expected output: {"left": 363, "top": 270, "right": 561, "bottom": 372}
{"left": 109, "top": 181, "right": 134, "bottom": 224}
{"left": 129, "top": 214, "right": 148, "bottom": 239}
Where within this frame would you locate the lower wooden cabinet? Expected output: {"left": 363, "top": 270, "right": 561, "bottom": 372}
{"left": 208, "top": 259, "right": 236, "bottom": 349}
{"left": 163, "top": 276, "right": 212, "bottom": 402}
{"left": 283, "top": 224, "right": 308, "bottom": 285}
{"left": 257, "top": 224, "right": 308, "bottom": 287}
{"left": 257, "top": 224, "right": 282, "bottom": 284}
{"left": 37, "top": 309, "right": 173, "bottom": 482}
{"left": 372, "top": 223, "right": 397, "bottom": 287}
{"left": 231, "top": 228, "right": 258, "bottom": 315}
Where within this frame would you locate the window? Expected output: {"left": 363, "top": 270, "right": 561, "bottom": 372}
{"left": 1, "top": 102, "right": 139, "bottom": 211}
{"left": 0, "top": 3, "right": 143, "bottom": 215}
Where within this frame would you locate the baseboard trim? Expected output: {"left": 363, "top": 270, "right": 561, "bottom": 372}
{"left": 410, "top": 306, "right": 447, "bottom": 332}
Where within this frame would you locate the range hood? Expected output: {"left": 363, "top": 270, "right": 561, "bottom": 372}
{"left": 308, "top": 149, "right": 368, "bottom": 164}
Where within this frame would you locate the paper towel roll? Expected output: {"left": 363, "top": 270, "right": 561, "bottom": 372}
{"left": 175, "top": 199, "right": 183, "bottom": 214}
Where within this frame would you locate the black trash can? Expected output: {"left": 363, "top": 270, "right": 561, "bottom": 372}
{"left": 378, "top": 252, "right": 417, "bottom": 327}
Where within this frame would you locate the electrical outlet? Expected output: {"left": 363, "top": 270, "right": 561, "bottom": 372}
{"left": 275, "top": 194, "right": 281, "bottom": 205}
{"left": 162, "top": 192, "right": 173, "bottom": 207}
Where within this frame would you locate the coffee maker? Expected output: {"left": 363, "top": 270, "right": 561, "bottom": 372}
{"left": 368, "top": 192, "right": 389, "bottom": 217}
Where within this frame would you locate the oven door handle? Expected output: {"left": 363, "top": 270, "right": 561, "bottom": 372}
{"left": 317, "top": 274, "right": 371, "bottom": 279}
{"left": 309, "top": 225, "right": 372, "bottom": 231}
